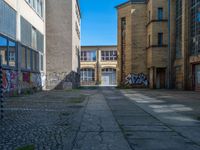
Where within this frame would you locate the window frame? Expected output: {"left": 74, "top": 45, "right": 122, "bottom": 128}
{"left": 0, "top": 34, "right": 17, "bottom": 69}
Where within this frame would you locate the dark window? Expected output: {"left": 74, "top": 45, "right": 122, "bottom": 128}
{"left": 158, "top": 8, "right": 163, "bottom": 20}
{"left": 158, "top": 33, "right": 163, "bottom": 46}
{"left": 148, "top": 34, "right": 151, "bottom": 47}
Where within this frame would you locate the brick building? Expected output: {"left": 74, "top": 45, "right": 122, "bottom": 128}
{"left": 116, "top": 0, "right": 200, "bottom": 91}
{"left": 81, "top": 46, "right": 117, "bottom": 86}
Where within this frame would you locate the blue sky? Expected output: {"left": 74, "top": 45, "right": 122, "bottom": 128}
{"left": 80, "top": 0, "right": 127, "bottom": 46}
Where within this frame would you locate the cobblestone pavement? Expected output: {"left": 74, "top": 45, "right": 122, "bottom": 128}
{"left": 1, "top": 88, "right": 200, "bottom": 150}
{"left": 0, "top": 90, "right": 92, "bottom": 150}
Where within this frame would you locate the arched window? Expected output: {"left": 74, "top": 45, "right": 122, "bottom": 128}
{"left": 80, "top": 68, "right": 95, "bottom": 81}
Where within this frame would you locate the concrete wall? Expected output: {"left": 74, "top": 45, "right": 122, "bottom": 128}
{"left": 46, "top": 0, "right": 80, "bottom": 89}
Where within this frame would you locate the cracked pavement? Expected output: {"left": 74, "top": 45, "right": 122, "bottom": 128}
{"left": 1, "top": 87, "right": 200, "bottom": 150}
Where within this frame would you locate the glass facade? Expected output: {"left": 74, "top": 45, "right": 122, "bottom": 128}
{"left": 190, "top": 0, "right": 200, "bottom": 55}
{"left": 176, "top": 0, "right": 182, "bottom": 58}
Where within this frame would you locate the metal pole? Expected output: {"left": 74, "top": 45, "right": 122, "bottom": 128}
{"left": 0, "top": 56, "right": 4, "bottom": 119}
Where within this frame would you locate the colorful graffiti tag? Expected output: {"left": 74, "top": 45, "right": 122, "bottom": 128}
{"left": 2, "top": 70, "right": 18, "bottom": 92}
{"left": 125, "top": 73, "right": 148, "bottom": 87}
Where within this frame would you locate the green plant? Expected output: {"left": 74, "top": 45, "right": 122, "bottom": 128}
{"left": 16, "top": 145, "right": 35, "bottom": 150}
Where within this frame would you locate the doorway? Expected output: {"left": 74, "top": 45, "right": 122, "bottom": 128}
{"left": 195, "top": 64, "right": 200, "bottom": 91}
{"left": 156, "top": 68, "right": 166, "bottom": 89}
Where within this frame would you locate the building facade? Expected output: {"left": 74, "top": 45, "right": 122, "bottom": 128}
{"left": 81, "top": 46, "right": 117, "bottom": 86}
{"left": 0, "top": 0, "right": 45, "bottom": 96}
{"left": 117, "top": 0, "right": 200, "bottom": 91}
{"left": 46, "top": 0, "right": 81, "bottom": 89}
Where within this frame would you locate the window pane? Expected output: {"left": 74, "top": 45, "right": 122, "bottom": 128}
{"left": 21, "top": 47, "right": 26, "bottom": 69}
{"left": 32, "top": 28, "right": 37, "bottom": 49}
{"left": 0, "top": 36, "right": 8, "bottom": 65}
{"left": 32, "top": 51, "right": 36, "bottom": 71}
{"left": 8, "top": 41, "right": 16, "bottom": 67}
{"left": 40, "top": 54, "right": 43, "bottom": 71}
{"left": 27, "top": 49, "right": 31, "bottom": 70}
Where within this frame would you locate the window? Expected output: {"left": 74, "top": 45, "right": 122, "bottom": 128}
{"left": 0, "top": 36, "right": 16, "bottom": 67}
{"left": 8, "top": 40, "right": 16, "bottom": 67}
{"left": 40, "top": 54, "right": 43, "bottom": 71}
{"left": 26, "top": 0, "right": 43, "bottom": 18}
{"left": 190, "top": 0, "right": 200, "bottom": 55}
{"left": 27, "top": 49, "right": 31, "bottom": 70}
{"left": 81, "top": 68, "right": 95, "bottom": 81}
{"left": 0, "top": 36, "right": 8, "bottom": 65}
{"left": 101, "top": 51, "right": 117, "bottom": 61}
{"left": 176, "top": 0, "right": 182, "bottom": 58}
{"left": 158, "top": 8, "right": 163, "bottom": 20}
{"left": 81, "top": 51, "right": 96, "bottom": 61}
{"left": 32, "top": 27, "right": 37, "bottom": 49}
{"left": 21, "top": 46, "right": 26, "bottom": 69}
{"left": 158, "top": 33, "right": 163, "bottom": 46}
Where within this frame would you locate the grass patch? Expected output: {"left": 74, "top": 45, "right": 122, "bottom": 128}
{"left": 16, "top": 145, "right": 35, "bottom": 150}
{"left": 68, "top": 97, "right": 85, "bottom": 104}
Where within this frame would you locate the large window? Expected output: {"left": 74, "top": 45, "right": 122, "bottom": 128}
{"left": 101, "top": 51, "right": 117, "bottom": 61}
{"left": 81, "top": 51, "right": 96, "bottom": 61}
{"left": 21, "top": 46, "right": 39, "bottom": 71}
{"left": 21, "top": 46, "right": 26, "bottom": 69}
{"left": 81, "top": 68, "right": 95, "bottom": 81}
{"left": 190, "top": 0, "right": 200, "bottom": 55}
{"left": 176, "top": 0, "right": 182, "bottom": 58}
{"left": 26, "top": 0, "right": 43, "bottom": 18}
{"left": 0, "top": 35, "right": 16, "bottom": 67}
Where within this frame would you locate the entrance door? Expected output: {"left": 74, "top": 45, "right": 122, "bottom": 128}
{"left": 195, "top": 65, "right": 200, "bottom": 91}
{"left": 156, "top": 68, "right": 166, "bottom": 89}
{"left": 101, "top": 68, "right": 116, "bottom": 86}
{"left": 101, "top": 75, "right": 110, "bottom": 86}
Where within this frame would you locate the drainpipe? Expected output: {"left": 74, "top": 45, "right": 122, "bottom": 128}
{"left": 168, "top": 0, "right": 171, "bottom": 89}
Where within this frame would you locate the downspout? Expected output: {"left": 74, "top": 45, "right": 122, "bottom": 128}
{"left": 168, "top": 0, "right": 171, "bottom": 89}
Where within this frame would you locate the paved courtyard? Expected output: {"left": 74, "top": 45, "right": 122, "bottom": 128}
{"left": 0, "top": 88, "right": 200, "bottom": 150}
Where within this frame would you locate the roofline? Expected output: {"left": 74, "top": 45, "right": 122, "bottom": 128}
{"left": 115, "top": 0, "right": 147, "bottom": 9}
{"left": 115, "top": 1, "right": 131, "bottom": 9}
{"left": 81, "top": 45, "right": 117, "bottom": 47}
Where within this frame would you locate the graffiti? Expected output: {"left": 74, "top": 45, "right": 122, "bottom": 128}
{"left": 125, "top": 73, "right": 148, "bottom": 87}
{"left": 2, "top": 70, "right": 18, "bottom": 92}
{"left": 31, "top": 73, "right": 42, "bottom": 87}
{"left": 23, "top": 72, "right": 30, "bottom": 83}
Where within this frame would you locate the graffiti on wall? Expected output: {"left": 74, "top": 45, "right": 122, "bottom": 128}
{"left": 125, "top": 73, "right": 148, "bottom": 87}
{"left": 2, "top": 70, "right": 18, "bottom": 92}
{"left": 19, "top": 72, "right": 42, "bottom": 91}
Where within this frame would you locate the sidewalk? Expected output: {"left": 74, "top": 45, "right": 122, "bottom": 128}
{"left": 103, "top": 88, "right": 200, "bottom": 150}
